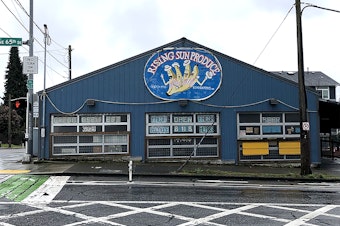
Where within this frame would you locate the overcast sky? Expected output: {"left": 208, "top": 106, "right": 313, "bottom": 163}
{"left": 1, "top": 0, "right": 340, "bottom": 103}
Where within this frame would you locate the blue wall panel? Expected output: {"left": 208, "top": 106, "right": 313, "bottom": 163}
{"left": 42, "top": 38, "right": 320, "bottom": 163}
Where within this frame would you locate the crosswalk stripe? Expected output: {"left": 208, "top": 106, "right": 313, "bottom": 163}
{"left": 22, "top": 176, "right": 70, "bottom": 203}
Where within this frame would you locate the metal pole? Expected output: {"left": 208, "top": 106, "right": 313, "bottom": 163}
{"left": 68, "top": 45, "right": 72, "bottom": 80}
{"left": 41, "top": 24, "right": 48, "bottom": 160}
{"left": 295, "top": 0, "right": 311, "bottom": 175}
{"left": 8, "top": 94, "right": 12, "bottom": 148}
{"left": 128, "top": 161, "right": 133, "bottom": 182}
{"left": 24, "top": 0, "right": 34, "bottom": 161}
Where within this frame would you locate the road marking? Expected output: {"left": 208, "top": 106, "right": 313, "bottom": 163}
{"left": 22, "top": 176, "right": 70, "bottom": 203}
{"left": 0, "top": 175, "right": 48, "bottom": 201}
{"left": 1, "top": 201, "right": 339, "bottom": 225}
{"left": 284, "top": 205, "right": 338, "bottom": 226}
{"left": 0, "top": 170, "right": 30, "bottom": 174}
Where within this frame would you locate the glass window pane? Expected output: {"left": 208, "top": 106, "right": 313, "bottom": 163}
{"left": 149, "top": 115, "right": 170, "bottom": 123}
{"left": 239, "top": 114, "right": 260, "bottom": 123}
{"left": 53, "top": 136, "right": 77, "bottom": 144}
{"left": 262, "top": 113, "right": 282, "bottom": 123}
{"left": 105, "top": 125, "right": 127, "bottom": 132}
{"left": 197, "top": 125, "right": 216, "bottom": 134}
{"left": 285, "top": 125, "right": 300, "bottom": 134}
{"left": 173, "top": 138, "right": 194, "bottom": 145}
{"left": 197, "top": 114, "right": 215, "bottom": 123}
{"left": 104, "top": 145, "right": 127, "bottom": 153}
{"left": 104, "top": 135, "right": 127, "bottom": 143}
{"left": 262, "top": 125, "right": 282, "bottom": 134}
{"left": 149, "top": 126, "right": 170, "bottom": 134}
{"left": 53, "top": 126, "right": 77, "bottom": 133}
{"left": 173, "top": 115, "right": 193, "bottom": 123}
{"left": 239, "top": 126, "right": 260, "bottom": 135}
{"left": 80, "top": 116, "right": 102, "bottom": 123}
{"left": 285, "top": 113, "right": 299, "bottom": 122}
{"left": 173, "top": 125, "right": 194, "bottom": 133}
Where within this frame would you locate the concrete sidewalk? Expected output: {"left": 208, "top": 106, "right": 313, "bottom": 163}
{"left": 1, "top": 148, "right": 340, "bottom": 181}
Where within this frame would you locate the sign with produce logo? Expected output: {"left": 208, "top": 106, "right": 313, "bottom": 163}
{"left": 144, "top": 48, "right": 222, "bottom": 100}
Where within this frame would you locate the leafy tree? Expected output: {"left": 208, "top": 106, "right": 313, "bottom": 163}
{"left": 0, "top": 105, "right": 23, "bottom": 145}
{"left": 2, "top": 47, "right": 28, "bottom": 121}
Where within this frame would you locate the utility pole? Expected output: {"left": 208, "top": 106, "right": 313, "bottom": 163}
{"left": 295, "top": 0, "right": 311, "bottom": 175}
{"left": 8, "top": 94, "right": 12, "bottom": 148}
{"left": 68, "top": 45, "right": 72, "bottom": 80}
{"left": 22, "top": 0, "right": 34, "bottom": 162}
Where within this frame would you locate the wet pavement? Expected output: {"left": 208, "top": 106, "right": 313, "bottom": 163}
{"left": 1, "top": 148, "right": 340, "bottom": 181}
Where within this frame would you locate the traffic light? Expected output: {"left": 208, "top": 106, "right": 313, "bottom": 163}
{"left": 15, "top": 100, "right": 20, "bottom": 109}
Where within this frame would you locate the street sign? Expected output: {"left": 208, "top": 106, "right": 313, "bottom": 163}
{"left": 33, "top": 101, "right": 39, "bottom": 118}
{"left": 302, "top": 122, "right": 310, "bottom": 131}
{"left": 23, "top": 56, "right": 38, "bottom": 74}
{"left": 27, "top": 79, "right": 33, "bottom": 90}
{"left": 0, "top": 37, "right": 22, "bottom": 46}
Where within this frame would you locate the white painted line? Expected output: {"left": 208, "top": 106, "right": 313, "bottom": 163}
{"left": 196, "top": 179, "right": 249, "bottom": 184}
{"left": 178, "top": 204, "right": 259, "bottom": 226}
{"left": 0, "top": 175, "right": 11, "bottom": 183}
{"left": 22, "top": 176, "right": 70, "bottom": 203}
{"left": 284, "top": 205, "right": 337, "bottom": 226}
{"left": 0, "top": 222, "right": 16, "bottom": 226}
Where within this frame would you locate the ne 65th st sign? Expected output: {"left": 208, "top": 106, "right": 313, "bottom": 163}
{"left": 0, "top": 37, "right": 22, "bottom": 46}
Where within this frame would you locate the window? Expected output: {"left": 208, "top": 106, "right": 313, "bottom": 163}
{"left": 238, "top": 112, "right": 300, "bottom": 161}
{"left": 316, "top": 86, "right": 330, "bottom": 99}
{"left": 146, "top": 113, "right": 220, "bottom": 158}
{"left": 51, "top": 114, "right": 130, "bottom": 156}
{"left": 238, "top": 112, "right": 300, "bottom": 139}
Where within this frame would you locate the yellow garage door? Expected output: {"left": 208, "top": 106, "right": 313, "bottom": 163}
{"left": 242, "top": 142, "right": 269, "bottom": 156}
{"left": 279, "top": 141, "right": 300, "bottom": 155}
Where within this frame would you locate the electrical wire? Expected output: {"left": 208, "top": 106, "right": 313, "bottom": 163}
{"left": 46, "top": 95, "right": 177, "bottom": 115}
{"left": 0, "top": 26, "right": 12, "bottom": 37}
{"left": 13, "top": 0, "right": 68, "bottom": 68}
{"left": 301, "top": 2, "right": 340, "bottom": 14}
{"left": 45, "top": 93, "right": 318, "bottom": 116}
{"left": 253, "top": 4, "right": 294, "bottom": 65}
{"left": 0, "top": 0, "right": 29, "bottom": 33}
{"left": 1, "top": 0, "right": 69, "bottom": 79}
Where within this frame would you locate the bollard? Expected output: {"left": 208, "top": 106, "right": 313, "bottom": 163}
{"left": 128, "top": 160, "right": 133, "bottom": 182}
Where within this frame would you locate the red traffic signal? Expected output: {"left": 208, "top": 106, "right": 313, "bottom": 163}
{"left": 15, "top": 100, "right": 20, "bottom": 109}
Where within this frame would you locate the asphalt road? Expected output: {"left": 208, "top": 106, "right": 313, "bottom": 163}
{"left": 1, "top": 176, "right": 340, "bottom": 225}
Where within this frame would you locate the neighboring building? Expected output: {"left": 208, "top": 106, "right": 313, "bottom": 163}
{"left": 272, "top": 71, "right": 339, "bottom": 101}
{"left": 38, "top": 38, "right": 322, "bottom": 164}
{"left": 273, "top": 71, "right": 340, "bottom": 135}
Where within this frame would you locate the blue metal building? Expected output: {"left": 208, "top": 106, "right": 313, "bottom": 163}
{"left": 38, "top": 38, "right": 320, "bottom": 164}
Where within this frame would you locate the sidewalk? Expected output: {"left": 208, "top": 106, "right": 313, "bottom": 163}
{"left": 1, "top": 148, "right": 340, "bottom": 181}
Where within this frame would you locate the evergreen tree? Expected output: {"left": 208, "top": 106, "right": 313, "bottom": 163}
{"left": 2, "top": 47, "right": 28, "bottom": 121}
{"left": 0, "top": 47, "right": 27, "bottom": 144}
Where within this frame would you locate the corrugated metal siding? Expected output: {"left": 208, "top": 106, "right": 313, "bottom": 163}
{"left": 42, "top": 38, "right": 320, "bottom": 162}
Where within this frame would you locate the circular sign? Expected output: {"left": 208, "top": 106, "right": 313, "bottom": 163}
{"left": 144, "top": 48, "right": 222, "bottom": 101}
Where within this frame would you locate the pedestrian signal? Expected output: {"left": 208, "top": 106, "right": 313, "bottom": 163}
{"left": 15, "top": 100, "right": 20, "bottom": 108}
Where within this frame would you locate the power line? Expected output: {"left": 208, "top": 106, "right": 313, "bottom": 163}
{"left": 14, "top": 0, "right": 67, "bottom": 49}
{"left": 253, "top": 4, "right": 294, "bottom": 65}
{"left": 1, "top": 0, "right": 69, "bottom": 70}
{"left": 0, "top": 0, "right": 29, "bottom": 33}
{"left": 301, "top": 2, "right": 340, "bottom": 14}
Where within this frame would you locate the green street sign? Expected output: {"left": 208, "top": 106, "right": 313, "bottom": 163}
{"left": 0, "top": 38, "right": 22, "bottom": 46}
{"left": 27, "top": 79, "right": 33, "bottom": 90}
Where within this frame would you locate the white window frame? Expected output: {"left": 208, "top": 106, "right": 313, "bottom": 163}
{"left": 146, "top": 113, "right": 220, "bottom": 159}
{"left": 316, "top": 86, "right": 330, "bottom": 99}
{"left": 51, "top": 114, "right": 130, "bottom": 156}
